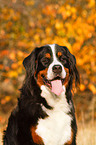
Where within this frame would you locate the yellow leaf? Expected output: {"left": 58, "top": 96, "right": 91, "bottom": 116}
{"left": 18, "top": 60, "right": 22, "bottom": 66}
{"left": 45, "top": 27, "right": 51, "bottom": 34}
{"left": 8, "top": 71, "right": 18, "bottom": 78}
{"left": 88, "top": 0, "right": 95, "bottom": 8}
{"left": 17, "top": 67, "right": 22, "bottom": 74}
{"left": 17, "top": 50, "right": 24, "bottom": 57}
{"left": 34, "top": 34, "right": 40, "bottom": 41}
{"left": 71, "top": 7, "right": 76, "bottom": 13}
{"left": 55, "top": 21, "right": 63, "bottom": 30}
{"left": 88, "top": 84, "right": 96, "bottom": 94}
{"left": 66, "top": 10, "right": 71, "bottom": 17}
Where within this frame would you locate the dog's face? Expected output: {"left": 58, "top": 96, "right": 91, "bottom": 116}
{"left": 23, "top": 44, "right": 79, "bottom": 95}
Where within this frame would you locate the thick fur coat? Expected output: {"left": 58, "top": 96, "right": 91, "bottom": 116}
{"left": 3, "top": 44, "right": 79, "bottom": 145}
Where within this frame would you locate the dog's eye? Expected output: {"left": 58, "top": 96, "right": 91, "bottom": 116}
{"left": 59, "top": 56, "right": 69, "bottom": 67}
{"left": 41, "top": 57, "right": 50, "bottom": 66}
{"left": 60, "top": 56, "right": 66, "bottom": 62}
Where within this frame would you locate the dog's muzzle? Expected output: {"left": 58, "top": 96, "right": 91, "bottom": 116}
{"left": 52, "top": 65, "right": 62, "bottom": 74}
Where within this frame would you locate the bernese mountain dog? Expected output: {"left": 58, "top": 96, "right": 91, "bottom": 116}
{"left": 3, "top": 44, "right": 80, "bottom": 145}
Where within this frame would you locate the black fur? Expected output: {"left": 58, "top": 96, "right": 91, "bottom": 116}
{"left": 3, "top": 44, "right": 79, "bottom": 145}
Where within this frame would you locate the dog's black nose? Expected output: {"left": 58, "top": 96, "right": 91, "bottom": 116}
{"left": 52, "top": 65, "right": 62, "bottom": 74}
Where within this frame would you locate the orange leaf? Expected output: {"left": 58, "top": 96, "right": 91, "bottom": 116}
{"left": 0, "top": 50, "right": 9, "bottom": 57}
{"left": 80, "top": 84, "right": 86, "bottom": 91}
{"left": 5, "top": 96, "right": 11, "bottom": 102}
{"left": 11, "top": 63, "right": 18, "bottom": 69}
{"left": 0, "top": 64, "right": 3, "bottom": 69}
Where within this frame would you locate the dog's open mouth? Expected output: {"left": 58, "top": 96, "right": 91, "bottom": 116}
{"left": 41, "top": 74, "right": 65, "bottom": 95}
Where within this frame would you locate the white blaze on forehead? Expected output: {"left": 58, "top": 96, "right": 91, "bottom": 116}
{"left": 47, "top": 44, "right": 66, "bottom": 80}
{"left": 49, "top": 44, "right": 58, "bottom": 63}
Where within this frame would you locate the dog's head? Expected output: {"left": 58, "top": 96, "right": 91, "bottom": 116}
{"left": 23, "top": 44, "right": 79, "bottom": 96}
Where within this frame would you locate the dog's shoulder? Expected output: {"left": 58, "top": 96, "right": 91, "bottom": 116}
{"left": 3, "top": 107, "right": 19, "bottom": 145}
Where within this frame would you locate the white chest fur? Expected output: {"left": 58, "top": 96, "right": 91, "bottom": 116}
{"left": 36, "top": 86, "right": 72, "bottom": 145}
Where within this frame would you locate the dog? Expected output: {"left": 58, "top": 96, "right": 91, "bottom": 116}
{"left": 3, "top": 44, "right": 79, "bottom": 145}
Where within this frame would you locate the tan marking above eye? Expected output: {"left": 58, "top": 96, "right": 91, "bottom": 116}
{"left": 57, "top": 52, "right": 62, "bottom": 57}
{"left": 45, "top": 53, "right": 51, "bottom": 59}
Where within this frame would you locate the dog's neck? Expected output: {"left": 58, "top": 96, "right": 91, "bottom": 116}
{"left": 40, "top": 85, "right": 70, "bottom": 112}
{"left": 36, "top": 85, "right": 72, "bottom": 145}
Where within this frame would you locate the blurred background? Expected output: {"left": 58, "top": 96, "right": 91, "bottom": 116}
{"left": 0, "top": 0, "right": 96, "bottom": 144}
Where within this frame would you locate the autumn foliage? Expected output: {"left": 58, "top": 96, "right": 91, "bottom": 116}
{"left": 0, "top": 0, "right": 96, "bottom": 121}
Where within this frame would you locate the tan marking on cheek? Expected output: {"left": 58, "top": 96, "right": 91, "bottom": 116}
{"left": 30, "top": 126, "right": 43, "bottom": 145}
{"left": 37, "top": 68, "right": 48, "bottom": 87}
{"left": 65, "top": 130, "right": 73, "bottom": 145}
{"left": 45, "top": 53, "right": 51, "bottom": 59}
{"left": 63, "top": 68, "right": 69, "bottom": 86}
{"left": 57, "top": 51, "right": 62, "bottom": 57}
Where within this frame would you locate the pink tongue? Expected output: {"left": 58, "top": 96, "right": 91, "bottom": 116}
{"left": 51, "top": 80, "right": 64, "bottom": 96}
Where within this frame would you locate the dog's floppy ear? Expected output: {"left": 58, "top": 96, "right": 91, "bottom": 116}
{"left": 23, "top": 49, "right": 36, "bottom": 75}
{"left": 63, "top": 46, "right": 80, "bottom": 86}
{"left": 70, "top": 54, "right": 80, "bottom": 86}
